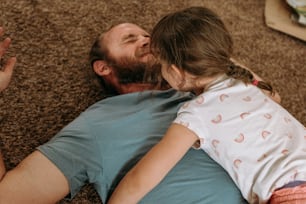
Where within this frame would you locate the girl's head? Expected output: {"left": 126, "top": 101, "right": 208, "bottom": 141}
{"left": 151, "top": 6, "right": 233, "bottom": 91}
{"left": 151, "top": 6, "right": 273, "bottom": 94}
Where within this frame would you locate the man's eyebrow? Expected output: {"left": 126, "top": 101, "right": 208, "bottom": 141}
{"left": 121, "top": 34, "right": 137, "bottom": 42}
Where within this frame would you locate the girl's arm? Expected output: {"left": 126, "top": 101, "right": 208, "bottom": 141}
{"left": 108, "top": 123, "right": 199, "bottom": 204}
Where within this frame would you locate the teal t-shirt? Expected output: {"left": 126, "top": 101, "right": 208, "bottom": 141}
{"left": 38, "top": 89, "right": 245, "bottom": 204}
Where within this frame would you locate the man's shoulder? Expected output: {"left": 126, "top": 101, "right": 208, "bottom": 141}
{"left": 76, "top": 89, "right": 193, "bottom": 124}
{"left": 87, "top": 89, "right": 193, "bottom": 109}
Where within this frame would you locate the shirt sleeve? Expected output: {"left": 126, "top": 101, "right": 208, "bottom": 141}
{"left": 174, "top": 101, "right": 209, "bottom": 142}
{"left": 37, "top": 114, "right": 102, "bottom": 199}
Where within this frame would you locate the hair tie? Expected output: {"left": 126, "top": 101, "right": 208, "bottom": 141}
{"left": 252, "top": 79, "right": 259, "bottom": 86}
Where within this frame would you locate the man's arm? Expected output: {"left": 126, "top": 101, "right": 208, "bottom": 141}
{"left": 0, "top": 152, "right": 5, "bottom": 181}
{"left": 0, "top": 27, "right": 69, "bottom": 203}
{"left": 0, "top": 151, "right": 70, "bottom": 204}
{"left": 0, "top": 26, "right": 16, "bottom": 180}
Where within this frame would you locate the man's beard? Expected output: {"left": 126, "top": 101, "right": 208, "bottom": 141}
{"left": 105, "top": 54, "right": 164, "bottom": 86}
{"left": 110, "top": 57, "right": 148, "bottom": 84}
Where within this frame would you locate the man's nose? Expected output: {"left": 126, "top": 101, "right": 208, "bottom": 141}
{"left": 139, "top": 36, "right": 150, "bottom": 47}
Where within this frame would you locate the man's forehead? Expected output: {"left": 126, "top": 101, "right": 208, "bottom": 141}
{"left": 106, "top": 23, "right": 148, "bottom": 40}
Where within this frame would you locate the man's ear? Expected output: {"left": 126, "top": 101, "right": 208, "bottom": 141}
{"left": 93, "top": 60, "right": 112, "bottom": 76}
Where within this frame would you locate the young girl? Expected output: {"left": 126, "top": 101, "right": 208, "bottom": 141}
{"left": 108, "top": 7, "right": 306, "bottom": 204}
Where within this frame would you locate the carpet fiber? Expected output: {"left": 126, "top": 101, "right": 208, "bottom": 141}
{"left": 0, "top": 0, "right": 305, "bottom": 203}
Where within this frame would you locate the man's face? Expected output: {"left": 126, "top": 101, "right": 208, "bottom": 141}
{"left": 102, "top": 23, "right": 161, "bottom": 84}
{"left": 103, "top": 23, "right": 153, "bottom": 64}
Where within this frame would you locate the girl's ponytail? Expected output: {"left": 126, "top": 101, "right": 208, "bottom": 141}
{"left": 226, "top": 63, "right": 274, "bottom": 95}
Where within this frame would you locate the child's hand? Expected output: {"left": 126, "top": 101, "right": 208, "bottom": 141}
{"left": 0, "top": 27, "right": 16, "bottom": 92}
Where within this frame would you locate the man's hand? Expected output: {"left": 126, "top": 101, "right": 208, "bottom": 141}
{"left": 0, "top": 27, "right": 16, "bottom": 92}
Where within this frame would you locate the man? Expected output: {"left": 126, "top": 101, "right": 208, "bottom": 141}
{"left": 0, "top": 23, "right": 269, "bottom": 203}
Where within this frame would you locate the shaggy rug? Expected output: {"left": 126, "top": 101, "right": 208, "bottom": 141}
{"left": 0, "top": 0, "right": 305, "bottom": 203}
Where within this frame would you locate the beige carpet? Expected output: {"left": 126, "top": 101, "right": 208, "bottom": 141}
{"left": 0, "top": 0, "right": 305, "bottom": 203}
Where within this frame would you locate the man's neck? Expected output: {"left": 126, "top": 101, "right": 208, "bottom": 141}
{"left": 117, "top": 83, "right": 160, "bottom": 94}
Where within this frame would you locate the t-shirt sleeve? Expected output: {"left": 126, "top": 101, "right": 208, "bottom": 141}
{"left": 173, "top": 101, "right": 209, "bottom": 148}
{"left": 37, "top": 114, "right": 102, "bottom": 199}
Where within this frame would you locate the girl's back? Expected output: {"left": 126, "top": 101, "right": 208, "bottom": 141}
{"left": 174, "top": 76, "right": 306, "bottom": 202}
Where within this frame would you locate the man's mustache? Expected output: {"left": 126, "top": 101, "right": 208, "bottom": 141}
{"left": 136, "top": 47, "right": 152, "bottom": 58}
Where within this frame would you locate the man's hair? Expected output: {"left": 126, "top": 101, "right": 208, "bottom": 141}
{"left": 89, "top": 34, "right": 107, "bottom": 67}
{"left": 88, "top": 32, "right": 116, "bottom": 95}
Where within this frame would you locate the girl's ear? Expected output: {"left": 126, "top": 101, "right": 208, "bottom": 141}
{"left": 170, "top": 64, "right": 184, "bottom": 79}
{"left": 93, "top": 60, "right": 112, "bottom": 76}
{"left": 170, "top": 64, "right": 187, "bottom": 89}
